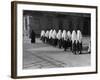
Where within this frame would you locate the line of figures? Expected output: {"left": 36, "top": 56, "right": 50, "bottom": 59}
{"left": 40, "top": 29, "right": 91, "bottom": 54}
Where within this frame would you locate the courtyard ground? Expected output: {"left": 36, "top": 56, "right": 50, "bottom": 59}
{"left": 23, "top": 36, "right": 91, "bottom": 69}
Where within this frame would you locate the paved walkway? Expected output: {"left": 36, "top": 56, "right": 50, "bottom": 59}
{"left": 23, "top": 36, "right": 91, "bottom": 69}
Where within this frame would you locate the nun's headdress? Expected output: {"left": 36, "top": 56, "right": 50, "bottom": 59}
{"left": 71, "top": 30, "right": 77, "bottom": 42}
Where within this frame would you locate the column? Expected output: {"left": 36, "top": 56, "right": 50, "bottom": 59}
{"left": 26, "top": 15, "right": 30, "bottom": 37}
{"left": 23, "top": 16, "right": 26, "bottom": 36}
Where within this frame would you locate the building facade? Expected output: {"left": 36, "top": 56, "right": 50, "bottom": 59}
{"left": 23, "top": 10, "right": 91, "bottom": 37}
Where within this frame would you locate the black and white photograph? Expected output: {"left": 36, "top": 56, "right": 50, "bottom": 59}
{"left": 11, "top": 1, "right": 97, "bottom": 78}
{"left": 23, "top": 10, "right": 91, "bottom": 69}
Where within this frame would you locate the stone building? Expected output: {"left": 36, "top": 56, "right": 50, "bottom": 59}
{"left": 23, "top": 10, "right": 91, "bottom": 38}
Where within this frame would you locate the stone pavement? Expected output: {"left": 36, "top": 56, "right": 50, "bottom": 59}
{"left": 23, "top": 36, "right": 91, "bottom": 69}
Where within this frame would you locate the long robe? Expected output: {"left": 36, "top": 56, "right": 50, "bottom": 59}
{"left": 77, "top": 30, "right": 82, "bottom": 43}
{"left": 67, "top": 31, "right": 71, "bottom": 40}
{"left": 71, "top": 30, "right": 77, "bottom": 43}
{"left": 62, "top": 30, "right": 67, "bottom": 40}
{"left": 88, "top": 40, "right": 91, "bottom": 53}
{"left": 77, "top": 30, "right": 82, "bottom": 54}
{"left": 71, "top": 30, "right": 77, "bottom": 54}
{"left": 56, "top": 30, "right": 62, "bottom": 48}
{"left": 49, "top": 29, "right": 53, "bottom": 44}
{"left": 67, "top": 31, "right": 72, "bottom": 48}
{"left": 52, "top": 30, "right": 57, "bottom": 46}
{"left": 49, "top": 30, "right": 53, "bottom": 39}
{"left": 41, "top": 30, "right": 45, "bottom": 37}
{"left": 40, "top": 30, "right": 45, "bottom": 43}
{"left": 56, "top": 30, "right": 62, "bottom": 40}
{"left": 30, "top": 30, "right": 36, "bottom": 43}
{"left": 62, "top": 30, "right": 68, "bottom": 51}
{"left": 45, "top": 30, "right": 49, "bottom": 43}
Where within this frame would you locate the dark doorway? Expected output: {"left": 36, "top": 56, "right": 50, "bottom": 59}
{"left": 83, "top": 17, "right": 91, "bottom": 36}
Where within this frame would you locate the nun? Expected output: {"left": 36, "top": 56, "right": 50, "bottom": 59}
{"left": 77, "top": 30, "right": 82, "bottom": 54}
{"left": 71, "top": 30, "right": 77, "bottom": 54}
{"left": 30, "top": 30, "right": 36, "bottom": 43}
{"left": 49, "top": 29, "right": 53, "bottom": 45}
{"left": 52, "top": 29, "right": 57, "bottom": 46}
{"left": 88, "top": 40, "right": 91, "bottom": 53}
{"left": 40, "top": 30, "right": 45, "bottom": 43}
{"left": 45, "top": 30, "right": 49, "bottom": 44}
{"left": 56, "top": 30, "right": 62, "bottom": 48}
{"left": 62, "top": 30, "right": 68, "bottom": 51}
{"left": 67, "top": 31, "right": 72, "bottom": 49}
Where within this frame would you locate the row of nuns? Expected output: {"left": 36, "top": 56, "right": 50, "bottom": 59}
{"left": 40, "top": 29, "right": 83, "bottom": 54}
